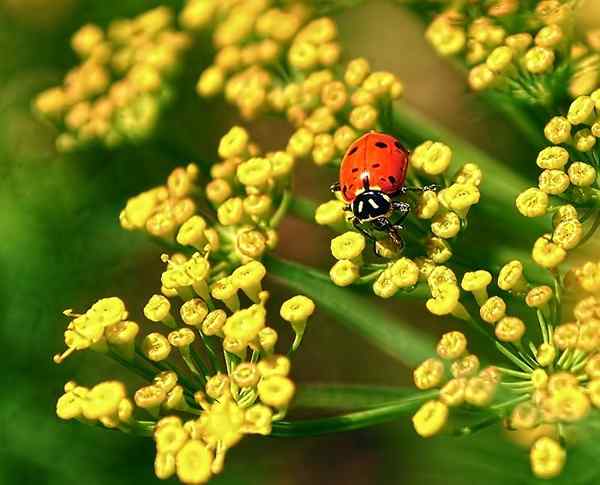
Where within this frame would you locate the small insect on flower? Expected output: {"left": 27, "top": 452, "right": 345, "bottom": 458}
{"left": 330, "top": 131, "right": 437, "bottom": 255}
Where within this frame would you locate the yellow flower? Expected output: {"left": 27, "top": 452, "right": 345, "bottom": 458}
{"left": 144, "top": 294, "right": 175, "bottom": 327}
{"left": 175, "top": 440, "right": 213, "bottom": 484}
{"left": 532, "top": 236, "right": 566, "bottom": 269}
{"left": 431, "top": 211, "right": 461, "bottom": 239}
{"left": 568, "top": 161, "right": 596, "bottom": 187}
{"left": 544, "top": 116, "right": 572, "bottom": 144}
{"left": 553, "top": 219, "right": 583, "bottom": 250}
{"left": 495, "top": 316, "right": 526, "bottom": 342}
{"left": 461, "top": 270, "right": 492, "bottom": 306}
{"left": 218, "top": 126, "right": 249, "bottom": 159}
{"left": 202, "top": 309, "right": 227, "bottom": 337}
{"left": 465, "top": 377, "right": 496, "bottom": 407}
{"left": 257, "top": 375, "right": 295, "bottom": 408}
{"left": 330, "top": 260, "right": 360, "bottom": 287}
{"left": 468, "top": 65, "right": 496, "bottom": 91}
{"left": 426, "top": 17, "right": 466, "bottom": 56}
{"left": 257, "top": 355, "right": 291, "bottom": 378}
{"left": 568, "top": 95, "right": 596, "bottom": 125}
{"left": 237, "top": 157, "right": 272, "bottom": 190}
{"left": 223, "top": 306, "right": 265, "bottom": 344}
{"left": 280, "top": 295, "right": 315, "bottom": 350}
{"left": 81, "top": 380, "right": 126, "bottom": 421}
{"left": 525, "top": 286, "right": 553, "bottom": 308}
{"left": 373, "top": 270, "right": 399, "bottom": 299}
{"left": 436, "top": 331, "right": 467, "bottom": 360}
{"left": 412, "top": 400, "right": 448, "bottom": 438}
{"left": 416, "top": 190, "right": 440, "bottom": 219}
{"left": 179, "top": 297, "right": 208, "bottom": 327}
{"left": 142, "top": 333, "right": 172, "bottom": 362}
{"left": 439, "top": 378, "right": 466, "bottom": 407}
{"left": 536, "top": 146, "right": 569, "bottom": 169}
{"left": 439, "top": 184, "right": 480, "bottom": 218}
{"left": 516, "top": 187, "right": 549, "bottom": 217}
{"left": 344, "top": 57, "right": 370, "bottom": 86}
{"left": 498, "top": 260, "right": 528, "bottom": 293}
{"left": 231, "top": 261, "right": 267, "bottom": 302}
{"left": 315, "top": 200, "right": 347, "bottom": 227}
{"left": 538, "top": 169, "right": 570, "bottom": 195}
{"left": 211, "top": 276, "right": 240, "bottom": 312}
{"left": 330, "top": 231, "right": 365, "bottom": 261}
{"left": 287, "top": 127, "right": 314, "bottom": 157}
{"left": 411, "top": 141, "right": 452, "bottom": 175}
{"left": 479, "top": 296, "right": 506, "bottom": 324}
{"left": 414, "top": 358, "right": 445, "bottom": 390}
{"left": 390, "top": 258, "right": 420, "bottom": 289}
{"left": 451, "top": 354, "right": 480, "bottom": 379}
{"left": 231, "top": 362, "right": 260, "bottom": 388}
{"left": 524, "top": 46, "right": 555, "bottom": 74}
{"left": 426, "top": 283, "right": 462, "bottom": 317}
{"left": 349, "top": 105, "right": 378, "bottom": 131}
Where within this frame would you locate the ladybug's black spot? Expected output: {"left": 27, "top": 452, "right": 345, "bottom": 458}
{"left": 388, "top": 176, "right": 397, "bottom": 184}
{"left": 394, "top": 141, "right": 405, "bottom": 150}
{"left": 375, "top": 141, "right": 388, "bottom": 148}
{"left": 351, "top": 168, "right": 359, "bottom": 173}
{"left": 348, "top": 146, "right": 358, "bottom": 155}
{"left": 371, "top": 163, "right": 381, "bottom": 168}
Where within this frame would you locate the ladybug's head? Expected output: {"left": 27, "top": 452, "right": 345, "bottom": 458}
{"left": 351, "top": 190, "right": 392, "bottom": 222}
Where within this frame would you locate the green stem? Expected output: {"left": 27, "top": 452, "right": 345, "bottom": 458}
{"left": 269, "top": 189, "right": 293, "bottom": 228}
{"left": 271, "top": 390, "right": 438, "bottom": 437}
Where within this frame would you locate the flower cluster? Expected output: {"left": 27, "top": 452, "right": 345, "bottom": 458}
{"left": 319, "top": 140, "right": 481, "bottom": 301}
{"left": 411, "top": 250, "right": 600, "bottom": 479}
{"left": 34, "top": 6, "right": 191, "bottom": 152}
{"left": 425, "top": 1, "right": 600, "bottom": 107}
{"left": 189, "top": 0, "right": 404, "bottom": 166}
{"left": 120, "top": 126, "right": 293, "bottom": 264}
{"left": 516, "top": 93, "right": 600, "bottom": 267}
{"left": 55, "top": 279, "right": 315, "bottom": 484}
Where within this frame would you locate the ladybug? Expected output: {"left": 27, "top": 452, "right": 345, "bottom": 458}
{"left": 330, "top": 131, "right": 436, "bottom": 252}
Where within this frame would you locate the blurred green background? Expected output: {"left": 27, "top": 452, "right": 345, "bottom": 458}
{"left": 2, "top": 1, "right": 591, "bottom": 484}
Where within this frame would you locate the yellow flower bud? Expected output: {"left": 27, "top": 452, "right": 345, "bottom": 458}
{"left": 202, "top": 309, "right": 227, "bottom": 337}
{"left": 82, "top": 381, "right": 126, "bottom": 420}
{"left": 465, "top": 377, "right": 496, "bottom": 407}
{"left": 244, "top": 404, "right": 273, "bottom": 435}
{"left": 532, "top": 236, "right": 566, "bottom": 269}
{"left": 196, "top": 65, "right": 224, "bottom": 97}
{"left": 525, "top": 286, "right": 553, "bottom": 308}
{"left": 516, "top": 186, "right": 548, "bottom": 217}
{"left": 426, "top": 237, "right": 453, "bottom": 264}
{"left": 269, "top": 151, "right": 295, "bottom": 178}
{"left": 414, "top": 358, "right": 445, "bottom": 390}
{"left": 573, "top": 128, "right": 596, "bottom": 152}
{"left": 135, "top": 384, "right": 167, "bottom": 411}
{"left": 426, "top": 17, "right": 466, "bottom": 56}
{"left": 142, "top": 333, "right": 172, "bottom": 362}
{"left": 211, "top": 276, "right": 239, "bottom": 312}
{"left": 426, "top": 283, "right": 461, "bottom": 316}
{"left": 231, "top": 362, "right": 260, "bottom": 388}
{"left": 416, "top": 191, "right": 439, "bottom": 219}
{"left": 530, "top": 437, "right": 565, "bottom": 479}
{"left": 217, "top": 197, "right": 244, "bottom": 226}
{"left": 468, "top": 65, "right": 496, "bottom": 91}
{"left": 451, "top": 354, "right": 480, "bottom": 378}
{"left": 586, "top": 353, "right": 600, "bottom": 379}
{"left": 568, "top": 161, "right": 596, "bottom": 186}
{"left": 237, "top": 157, "right": 272, "bottom": 189}
{"left": 257, "top": 375, "right": 295, "bottom": 408}
{"left": 331, "top": 231, "right": 365, "bottom": 260}
{"left": 390, "top": 258, "right": 419, "bottom": 289}
{"left": 498, "top": 260, "right": 528, "bottom": 293}
{"left": 231, "top": 261, "right": 267, "bottom": 302}
{"left": 218, "top": 126, "right": 249, "bottom": 159}
{"left": 437, "top": 331, "right": 467, "bottom": 360}
{"left": 236, "top": 228, "right": 267, "bottom": 260}
{"left": 479, "top": 296, "right": 506, "bottom": 324}
{"left": 154, "top": 452, "right": 176, "bottom": 480}
{"left": 258, "top": 327, "right": 278, "bottom": 354}
{"left": 439, "top": 184, "right": 480, "bottom": 218}
{"left": 144, "top": 294, "right": 175, "bottom": 327}
{"left": 439, "top": 378, "right": 466, "bottom": 406}
{"left": 349, "top": 105, "right": 378, "bottom": 131}
{"left": 568, "top": 96, "right": 596, "bottom": 125}
{"left": 287, "top": 127, "right": 314, "bottom": 157}
{"left": 280, "top": 294, "right": 315, "bottom": 343}
{"left": 315, "top": 200, "right": 347, "bottom": 227}
{"left": 288, "top": 41, "right": 318, "bottom": 70}
{"left": 372, "top": 270, "right": 398, "bottom": 299}
{"left": 524, "top": 46, "right": 555, "bottom": 73}
{"left": 486, "top": 46, "right": 513, "bottom": 72}
{"left": 553, "top": 219, "right": 583, "bottom": 250}
{"left": 588, "top": 379, "right": 600, "bottom": 407}
{"left": 574, "top": 296, "right": 600, "bottom": 322}
{"left": 411, "top": 141, "right": 452, "bottom": 175}
{"left": 412, "top": 400, "right": 448, "bottom": 438}
{"left": 257, "top": 354, "right": 290, "bottom": 378}
{"left": 330, "top": 259, "right": 360, "bottom": 287}
{"left": 461, "top": 270, "right": 492, "bottom": 306}
{"left": 430, "top": 211, "right": 460, "bottom": 239}
{"left": 537, "top": 146, "right": 569, "bottom": 169}
{"left": 175, "top": 441, "right": 213, "bottom": 485}
{"left": 344, "top": 57, "right": 370, "bottom": 86}
{"left": 105, "top": 320, "right": 139, "bottom": 360}
{"left": 544, "top": 116, "right": 571, "bottom": 144}
{"left": 537, "top": 343, "right": 556, "bottom": 367}
{"left": 553, "top": 323, "right": 579, "bottom": 350}
{"left": 495, "top": 316, "right": 526, "bottom": 342}
{"left": 538, "top": 169, "right": 570, "bottom": 195}
{"left": 550, "top": 387, "right": 590, "bottom": 422}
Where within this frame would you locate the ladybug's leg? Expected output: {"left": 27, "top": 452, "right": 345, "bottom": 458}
{"left": 401, "top": 184, "right": 439, "bottom": 194}
{"left": 352, "top": 218, "right": 376, "bottom": 242}
{"left": 391, "top": 201, "right": 410, "bottom": 225}
{"left": 372, "top": 217, "right": 405, "bottom": 252}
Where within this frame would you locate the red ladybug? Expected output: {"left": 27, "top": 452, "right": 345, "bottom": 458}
{"left": 330, "top": 131, "right": 436, "bottom": 251}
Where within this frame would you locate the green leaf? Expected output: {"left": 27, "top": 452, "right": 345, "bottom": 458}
{"left": 272, "top": 389, "right": 437, "bottom": 437}
{"left": 265, "top": 255, "right": 435, "bottom": 366}
{"left": 294, "top": 384, "right": 420, "bottom": 410}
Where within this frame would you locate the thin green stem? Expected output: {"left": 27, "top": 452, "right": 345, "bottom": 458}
{"left": 270, "top": 189, "right": 293, "bottom": 228}
{"left": 271, "top": 390, "right": 438, "bottom": 437}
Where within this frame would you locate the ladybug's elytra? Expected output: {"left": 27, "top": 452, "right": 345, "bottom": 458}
{"left": 331, "top": 131, "right": 437, "bottom": 252}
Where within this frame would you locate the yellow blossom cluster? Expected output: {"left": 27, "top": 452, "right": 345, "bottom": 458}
{"left": 516, "top": 93, "right": 600, "bottom": 267}
{"left": 120, "top": 126, "right": 293, "bottom": 264}
{"left": 412, "top": 330, "right": 499, "bottom": 437}
{"left": 411, "top": 251, "right": 600, "bottom": 479}
{"left": 55, "top": 277, "right": 314, "bottom": 484}
{"left": 320, "top": 140, "right": 481, "bottom": 300}
{"left": 189, "top": 1, "right": 404, "bottom": 166}
{"left": 425, "top": 1, "right": 600, "bottom": 102}
{"left": 34, "top": 6, "right": 191, "bottom": 152}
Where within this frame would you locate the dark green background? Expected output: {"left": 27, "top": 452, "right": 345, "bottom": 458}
{"left": 2, "top": 1, "right": 596, "bottom": 484}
